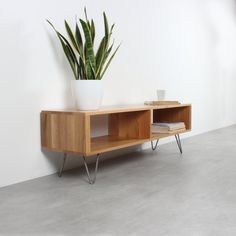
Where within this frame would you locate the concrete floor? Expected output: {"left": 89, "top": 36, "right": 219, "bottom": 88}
{"left": 1, "top": 126, "right": 236, "bottom": 236}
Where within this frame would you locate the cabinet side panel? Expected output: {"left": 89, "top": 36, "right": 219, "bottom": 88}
{"left": 40, "top": 112, "right": 86, "bottom": 154}
{"left": 41, "top": 112, "right": 50, "bottom": 148}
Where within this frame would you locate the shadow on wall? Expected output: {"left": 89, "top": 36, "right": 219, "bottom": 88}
{"left": 41, "top": 149, "right": 61, "bottom": 171}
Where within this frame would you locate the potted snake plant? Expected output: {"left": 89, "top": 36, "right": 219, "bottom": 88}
{"left": 47, "top": 8, "right": 120, "bottom": 110}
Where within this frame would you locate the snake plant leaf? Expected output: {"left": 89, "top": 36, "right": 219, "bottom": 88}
{"left": 91, "top": 20, "right": 95, "bottom": 43}
{"left": 100, "top": 43, "right": 121, "bottom": 79}
{"left": 56, "top": 32, "right": 78, "bottom": 65}
{"left": 64, "top": 20, "right": 80, "bottom": 53}
{"left": 84, "top": 7, "right": 92, "bottom": 31}
{"left": 89, "top": 61, "right": 96, "bottom": 80}
{"left": 103, "top": 12, "right": 109, "bottom": 40}
{"left": 77, "top": 57, "right": 82, "bottom": 79}
{"left": 47, "top": 20, "right": 77, "bottom": 61}
{"left": 75, "top": 22, "right": 83, "bottom": 51}
{"left": 79, "top": 57, "right": 86, "bottom": 79}
{"left": 59, "top": 38, "right": 77, "bottom": 79}
{"left": 80, "top": 19, "right": 96, "bottom": 71}
{"left": 47, "top": 10, "right": 120, "bottom": 80}
{"left": 110, "top": 23, "right": 115, "bottom": 33}
{"left": 103, "top": 13, "right": 113, "bottom": 55}
{"left": 96, "top": 39, "right": 114, "bottom": 79}
{"left": 75, "top": 23, "right": 86, "bottom": 77}
{"left": 84, "top": 7, "right": 89, "bottom": 23}
{"left": 46, "top": 20, "right": 78, "bottom": 79}
{"left": 95, "top": 37, "right": 106, "bottom": 78}
{"left": 105, "top": 40, "right": 114, "bottom": 60}
{"left": 84, "top": 44, "right": 92, "bottom": 80}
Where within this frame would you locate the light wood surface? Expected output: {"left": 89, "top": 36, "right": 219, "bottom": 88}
{"left": 90, "top": 136, "right": 149, "bottom": 155}
{"left": 41, "top": 112, "right": 88, "bottom": 154}
{"left": 144, "top": 101, "right": 180, "bottom": 105}
{"left": 151, "top": 129, "right": 191, "bottom": 140}
{"left": 41, "top": 104, "right": 192, "bottom": 156}
{"left": 42, "top": 104, "right": 191, "bottom": 115}
{"left": 108, "top": 110, "right": 150, "bottom": 139}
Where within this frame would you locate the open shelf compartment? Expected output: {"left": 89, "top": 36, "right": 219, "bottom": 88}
{"left": 89, "top": 110, "right": 151, "bottom": 155}
{"left": 151, "top": 105, "right": 191, "bottom": 139}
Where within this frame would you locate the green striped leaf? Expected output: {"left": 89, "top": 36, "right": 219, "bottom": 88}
{"left": 80, "top": 19, "right": 96, "bottom": 72}
{"left": 100, "top": 43, "right": 121, "bottom": 79}
{"left": 47, "top": 10, "right": 120, "bottom": 81}
{"left": 89, "top": 61, "right": 96, "bottom": 80}
{"left": 47, "top": 20, "right": 79, "bottom": 79}
{"left": 95, "top": 37, "right": 106, "bottom": 78}
{"left": 91, "top": 20, "right": 95, "bottom": 43}
{"left": 84, "top": 7, "right": 89, "bottom": 22}
{"left": 103, "top": 12, "right": 109, "bottom": 40}
{"left": 64, "top": 20, "right": 79, "bottom": 53}
{"left": 75, "top": 23, "right": 83, "bottom": 51}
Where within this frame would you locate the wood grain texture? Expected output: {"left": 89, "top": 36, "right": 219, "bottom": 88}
{"left": 41, "top": 104, "right": 191, "bottom": 156}
{"left": 90, "top": 136, "right": 149, "bottom": 155}
{"left": 42, "top": 103, "right": 191, "bottom": 115}
{"left": 108, "top": 110, "right": 150, "bottom": 139}
{"left": 41, "top": 112, "right": 87, "bottom": 154}
{"left": 151, "top": 129, "right": 191, "bottom": 140}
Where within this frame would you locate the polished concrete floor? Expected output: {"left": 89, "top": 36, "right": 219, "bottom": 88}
{"left": 1, "top": 126, "right": 236, "bottom": 236}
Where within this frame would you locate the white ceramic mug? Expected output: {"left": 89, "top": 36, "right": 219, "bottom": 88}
{"left": 157, "top": 89, "right": 166, "bottom": 101}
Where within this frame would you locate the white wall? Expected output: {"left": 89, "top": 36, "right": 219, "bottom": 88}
{"left": 1, "top": 0, "right": 236, "bottom": 187}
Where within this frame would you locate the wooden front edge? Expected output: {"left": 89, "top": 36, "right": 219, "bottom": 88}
{"left": 84, "top": 114, "right": 91, "bottom": 156}
{"left": 188, "top": 104, "right": 192, "bottom": 130}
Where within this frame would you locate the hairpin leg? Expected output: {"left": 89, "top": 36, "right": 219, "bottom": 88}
{"left": 175, "top": 134, "right": 183, "bottom": 154}
{"left": 151, "top": 139, "right": 159, "bottom": 151}
{"left": 58, "top": 153, "right": 67, "bottom": 177}
{"left": 82, "top": 154, "right": 100, "bottom": 184}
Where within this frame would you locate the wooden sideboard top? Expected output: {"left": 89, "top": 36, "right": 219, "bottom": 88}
{"left": 41, "top": 103, "right": 191, "bottom": 115}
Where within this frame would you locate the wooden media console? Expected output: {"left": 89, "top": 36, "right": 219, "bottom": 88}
{"left": 41, "top": 104, "right": 191, "bottom": 184}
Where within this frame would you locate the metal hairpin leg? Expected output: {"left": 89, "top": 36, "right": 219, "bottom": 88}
{"left": 151, "top": 139, "right": 159, "bottom": 151}
{"left": 58, "top": 153, "right": 67, "bottom": 177}
{"left": 82, "top": 154, "right": 100, "bottom": 184}
{"left": 175, "top": 134, "right": 183, "bottom": 154}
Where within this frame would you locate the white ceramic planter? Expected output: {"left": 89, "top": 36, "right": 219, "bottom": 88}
{"left": 71, "top": 80, "right": 104, "bottom": 110}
